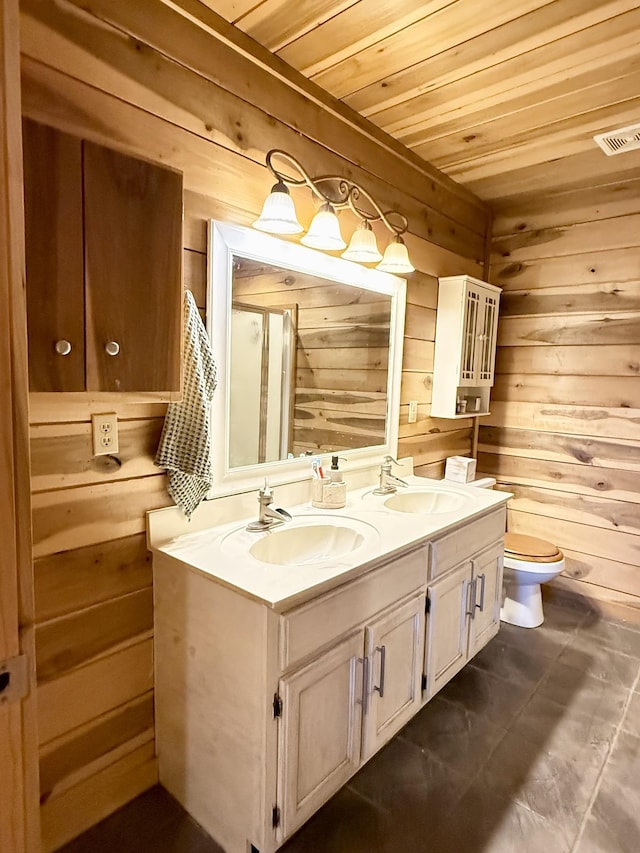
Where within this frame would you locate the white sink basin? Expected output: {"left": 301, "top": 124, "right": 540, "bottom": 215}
{"left": 383, "top": 488, "right": 472, "bottom": 514}
{"left": 221, "top": 515, "right": 379, "bottom": 567}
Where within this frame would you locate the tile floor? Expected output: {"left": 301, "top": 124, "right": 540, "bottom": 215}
{"left": 60, "top": 595, "right": 640, "bottom": 853}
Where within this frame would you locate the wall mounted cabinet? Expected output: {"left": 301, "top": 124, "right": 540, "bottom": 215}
{"left": 23, "top": 118, "right": 183, "bottom": 394}
{"left": 431, "top": 275, "right": 501, "bottom": 418}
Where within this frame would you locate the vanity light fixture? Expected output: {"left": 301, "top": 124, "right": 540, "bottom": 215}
{"left": 253, "top": 149, "right": 414, "bottom": 273}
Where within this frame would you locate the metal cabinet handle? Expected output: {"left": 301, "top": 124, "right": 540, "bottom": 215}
{"left": 55, "top": 339, "right": 72, "bottom": 356}
{"left": 465, "top": 578, "right": 477, "bottom": 619}
{"left": 373, "top": 645, "right": 386, "bottom": 698}
{"left": 475, "top": 573, "right": 486, "bottom": 612}
{"left": 358, "top": 656, "right": 370, "bottom": 715}
{"left": 105, "top": 341, "right": 120, "bottom": 356}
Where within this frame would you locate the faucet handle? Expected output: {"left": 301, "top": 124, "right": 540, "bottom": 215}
{"left": 384, "top": 455, "right": 401, "bottom": 467}
{"left": 259, "top": 477, "right": 273, "bottom": 498}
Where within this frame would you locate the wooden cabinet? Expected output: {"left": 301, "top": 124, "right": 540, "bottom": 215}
{"left": 277, "top": 633, "right": 363, "bottom": 838}
{"left": 23, "top": 118, "right": 183, "bottom": 394}
{"left": 425, "top": 542, "right": 503, "bottom": 700}
{"left": 361, "top": 595, "right": 424, "bottom": 760}
{"left": 431, "top": 275, "right": 501, "bottom": 418}
{"left": 278, "top": 591, "right": 424, "bottom": 838}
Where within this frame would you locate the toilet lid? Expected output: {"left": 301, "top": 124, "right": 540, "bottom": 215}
{"left": 504, "top": 533, "right": 563, "bottom": 563}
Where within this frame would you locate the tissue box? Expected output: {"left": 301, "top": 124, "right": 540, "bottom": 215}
{"left": 445, "top": 456, "right": 477, "bottom": 484}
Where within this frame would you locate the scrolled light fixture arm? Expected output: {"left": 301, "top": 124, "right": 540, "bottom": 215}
{"left": 265, "top": 149, "right": 408, "bottom": 237}
{"left": 255, "top": 149, "right": 414, "bottom": 273}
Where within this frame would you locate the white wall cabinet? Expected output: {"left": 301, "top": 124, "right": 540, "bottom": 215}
{"left": 431, "top": 275, "right": 502, "bottom": 418}
{"left": 153, "top": 507, "right": 505, "bottom": 853}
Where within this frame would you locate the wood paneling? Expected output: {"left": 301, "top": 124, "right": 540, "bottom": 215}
{"left": 215, "top": 0, "right": 640, "bottom": 213}
{"left": 40, "top": 742, "right": 157, "bottom": 853}
{"left": 38, "top": 640, "right": 154, "bottom": 746}
{"left": 36, "top": 588, "right": 154, "bottom": 682}
{"left": 485, "top": 192, "right": 640, "bottom": 614}
{"left": 39, "top": 693, "right": 154, "bottom": 802}
{"left": 30, "top": 419, "right": 164, "bottom": 492}
{"left": 34, "top": 534, "right": 152, "bottom": 623}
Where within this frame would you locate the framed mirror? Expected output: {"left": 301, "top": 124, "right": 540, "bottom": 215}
{"left": 207, "top": 221, "right": 407, "bottom": 496}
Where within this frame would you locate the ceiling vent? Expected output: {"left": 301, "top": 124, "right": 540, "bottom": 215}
{"left": 593, "top": 123, "right": 640, "bottom": 156}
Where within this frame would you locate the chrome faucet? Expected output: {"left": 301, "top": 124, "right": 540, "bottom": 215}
{"left": 373, "top": 456, "right": 409, "bottom": 495}
{"left": 246, "top": 478, "right": 292, "bottom": 532}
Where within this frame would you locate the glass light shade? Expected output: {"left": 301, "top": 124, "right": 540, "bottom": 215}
{"left": 300, "top": 203, "right": 346, "bottom": 250}
{"left": 253, "top": 181, "right": 303, "bottom": 234}
{"left": 376, "top": 236, "right": 415, "bottom": 274}
{"left": 341, "top": 220, "right": 383, "bottom": 263}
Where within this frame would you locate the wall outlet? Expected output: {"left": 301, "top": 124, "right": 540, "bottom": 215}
{"left": 408, "top": 400, "right": 418, "bottom": 424}
{"left": 91, "top": 413, "right": 119, "bottom": 456}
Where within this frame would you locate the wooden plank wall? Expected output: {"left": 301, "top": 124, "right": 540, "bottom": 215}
{"left": 481, "top": 194, "right": 640, "bottom": 618}
{"left": 19, "top": 0, "right": 490, "bottom": 847}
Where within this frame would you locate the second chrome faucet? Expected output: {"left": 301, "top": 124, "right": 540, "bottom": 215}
{"left": 373, "top": 456, "right": 408, "bottom": 495}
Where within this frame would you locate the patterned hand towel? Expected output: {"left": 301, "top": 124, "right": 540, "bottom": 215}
{"left": 155, "top": 290, "right": 217, "bottom": 517}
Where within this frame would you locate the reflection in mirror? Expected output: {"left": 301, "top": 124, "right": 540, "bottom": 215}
{"left": 208, "top": 222, "right": 406, "bottom": 496}
{"left": 231, "top": 255, "right": 391, "bottom": 461}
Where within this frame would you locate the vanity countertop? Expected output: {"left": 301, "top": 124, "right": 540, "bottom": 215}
{"left": 151, "top": 477, "right": 510, "bottom": 612}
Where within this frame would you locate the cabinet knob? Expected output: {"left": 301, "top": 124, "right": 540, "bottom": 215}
{"left": 55, "top": 339, "right": 72, "bottom": 356}
{"left": 105, "top": 341, "right": 120, "bottom": 356}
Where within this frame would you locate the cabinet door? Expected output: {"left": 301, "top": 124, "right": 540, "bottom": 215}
{"left": 83, "top": 141, "right": 183, "bottom": 392}
{"left": 277, "top": 633, "right": 363, "bottom": 840}
{"left": 425, "top": 562, "right": 473, "bottom": 699}
{"left": 477, "top": 289, "right": 500, "bottom": 385}
{"left": 459, "top": 285, "right": 481, "bottom": 383}
{"left": 23, "top": 119, "right": 85, "bottom": 391}
{"left": 361, "top": 595, "right": 424, "bottom": 761}
{"left": 469, "top": 545, "right": 504, "bottom": 658}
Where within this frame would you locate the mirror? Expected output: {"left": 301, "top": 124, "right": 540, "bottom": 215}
{"left": 208, "top": 221, "right": 406, "bottom": 496}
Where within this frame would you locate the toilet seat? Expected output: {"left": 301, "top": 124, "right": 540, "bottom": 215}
{"left": 504, "top": 533, "right": 563, "bottom": 564}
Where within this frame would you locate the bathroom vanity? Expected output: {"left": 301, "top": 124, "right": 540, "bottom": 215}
{"left": 149, "top": 475, "right": 509, "bottom": 853}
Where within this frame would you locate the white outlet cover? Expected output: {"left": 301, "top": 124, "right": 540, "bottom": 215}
{"left": 408, "top": 400, "right": 418, "bottom": 423}
{"left": 91, "top": 413, "right": 119, "bottom": 456}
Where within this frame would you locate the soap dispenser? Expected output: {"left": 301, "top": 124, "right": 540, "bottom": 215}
{"left": 329, "top": 455, "right": 344, "bottom": 483}
{"left": 325, "top": 456, "right": 347, "bottom": 508}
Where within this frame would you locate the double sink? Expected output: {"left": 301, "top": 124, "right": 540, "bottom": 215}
{"left": 222, "top": 482, "right": 476, "bottom": 568}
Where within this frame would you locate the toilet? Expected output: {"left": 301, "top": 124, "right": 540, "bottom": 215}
{"left": 469, "top": 477, "right": 565, "bottom": 628}
{"left": 502, "top": 533, "right": 565, "bottom": 628}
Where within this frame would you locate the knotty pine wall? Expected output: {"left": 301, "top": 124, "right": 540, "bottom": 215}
{"left": 20, "top": 1, "right": 490, "bottom": 848}
{"left": 481, "top": 195, "right": 640, "bottom": 618}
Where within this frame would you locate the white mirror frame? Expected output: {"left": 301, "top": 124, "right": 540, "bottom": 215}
{"left": 207, "top": 220, "right": 407, "bottom": 497}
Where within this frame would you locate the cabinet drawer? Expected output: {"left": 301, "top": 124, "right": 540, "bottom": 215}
{"left": 430, "top": 508, "right": 505, "bottom": 580}
{"left": 280, "top": 546, "right": 427, "bottom": 672}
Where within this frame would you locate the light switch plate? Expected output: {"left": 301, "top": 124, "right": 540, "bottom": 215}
{"left": 91, "top": 413, "right": 119, "bottom": 456}
{"left": 408, "top": 400, "right": 418, "bottom": 423}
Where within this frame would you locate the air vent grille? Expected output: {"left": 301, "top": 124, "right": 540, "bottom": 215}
{"left": 594, "top": 123, "right": 640, "bottom": 156}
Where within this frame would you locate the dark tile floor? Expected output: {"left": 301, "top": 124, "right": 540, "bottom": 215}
{"left": 61, "top": 596, "right": 640, "bottom": 853}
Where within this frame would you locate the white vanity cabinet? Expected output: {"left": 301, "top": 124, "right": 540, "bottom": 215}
{"left": 153, "top": 543, "right": 427, "bottom": 853}
{"left": 431, "top": 275, "right": 502, "bottom": 418}
{"left": 424, "top": 509, "right": 505, "bottom": 699}
{"left": 152, "top": 502, "right": 507, "bottom": 853}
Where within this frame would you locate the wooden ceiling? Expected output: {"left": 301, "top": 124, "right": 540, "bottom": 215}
{"left": 201, "top": 0, "right": 640, "bottom": 216}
